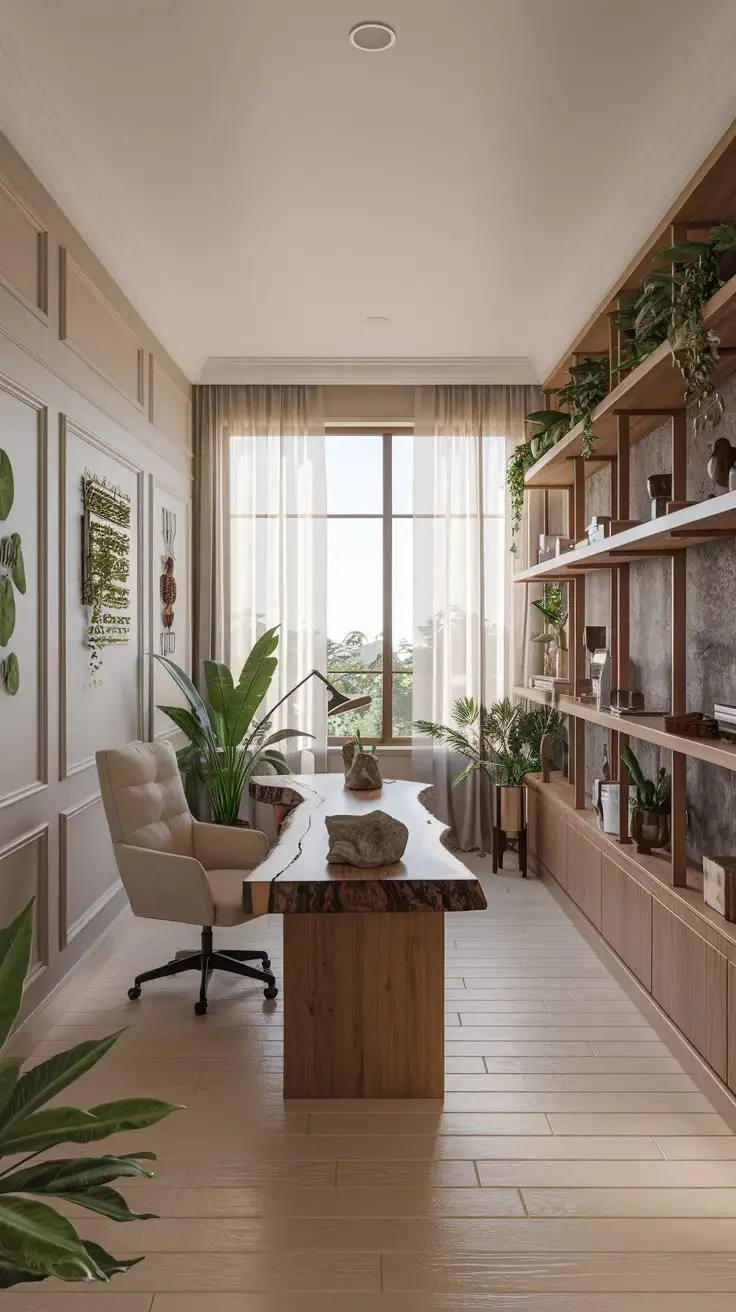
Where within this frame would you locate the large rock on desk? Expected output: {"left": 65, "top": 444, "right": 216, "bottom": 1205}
{"left": 326, "top": 810, "right": 409, "bottom": 868}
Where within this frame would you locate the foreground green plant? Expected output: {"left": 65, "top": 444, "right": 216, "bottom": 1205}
{"left": 620, "top": 743, "right": 671, "bottom": 814}
{"left": 507, "top": 441, "right": 535, "bottom": 554}
{"left": 0, "top": 900, "right": 179, "bottom": 1288}
{"left": 553, "top": 356, "right": 610, "bottom": 460}
{"left": 156, "top": 625, "right": 311, "bottom": 824}
{"left": 415, "top": 697, "right": 566, "bottom": 788}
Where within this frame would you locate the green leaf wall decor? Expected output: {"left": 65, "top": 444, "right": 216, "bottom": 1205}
{"left": 0, "top": 450, "right": 13, "bottom": 521}
{"left": 0, "top": 576, "right": 15, "bottom": 647}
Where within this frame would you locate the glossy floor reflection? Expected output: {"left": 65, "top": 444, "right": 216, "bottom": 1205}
{"left": 6, "top": 858, "right": 736, "bottom": 1310}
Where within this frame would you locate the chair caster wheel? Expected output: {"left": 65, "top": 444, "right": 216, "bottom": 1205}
{"left": 262, "top": 957, "right": 271, "bottom": 971}
{"left": 264, "top": 985, "right": 278, "bottom": 1000}
{"left": 194, "top": 1000, "right": 208, "bottom": 1016}
{"left": 128, "top": 986, "right": 141, "bottom": 1001}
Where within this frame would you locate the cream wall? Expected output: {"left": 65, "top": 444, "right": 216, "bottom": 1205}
{"left": 0, "top": 133, "right": 192, "bottom": 1020}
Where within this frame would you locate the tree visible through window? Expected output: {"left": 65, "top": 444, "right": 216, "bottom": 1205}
{"left": 326, "top": 431, "right": 413, "bottom": 743}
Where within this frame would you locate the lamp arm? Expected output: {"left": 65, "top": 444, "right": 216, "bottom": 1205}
{"left": 250, "top": 669, "right": 328, "bottom": 741}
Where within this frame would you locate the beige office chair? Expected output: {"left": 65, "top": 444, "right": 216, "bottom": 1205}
{"left": 96, "top": 740, "right": 277, "bottom": 1015}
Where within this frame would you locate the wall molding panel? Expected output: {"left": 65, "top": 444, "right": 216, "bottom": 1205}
{"left": 0, "top": 168, "right": 48, "bottom": 322}
{"left": 0, "top": 823, "right": 49, "bottom": 984}
{"left": 149, "top": 355, "right": 192, "bottom": 452}
{"left": 60, "top": 248, "right": 145, "bottom": 410}
{"left": 59, "top": 792, "right": 121, "bottom": 950}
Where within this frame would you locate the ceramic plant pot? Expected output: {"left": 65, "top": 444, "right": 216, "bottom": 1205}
{"left": 631, "top": 807, "right": 670, "bottom": 855}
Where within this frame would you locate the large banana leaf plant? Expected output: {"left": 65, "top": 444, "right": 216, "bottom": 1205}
{"left": 155, "top": 625, "right": 311, "bottom": 825}
{"left": 0, "top": 899, "right": 178, "bottom": 1288}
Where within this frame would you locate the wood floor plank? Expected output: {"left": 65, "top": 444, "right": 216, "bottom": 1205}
{"left": 523, "top": 1187, "right": 736, "bottom": 1217}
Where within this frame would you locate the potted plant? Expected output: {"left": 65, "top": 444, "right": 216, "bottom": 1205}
{"left": 155, "top": 625, "right": 310, "bottom": 825}
{"left": 0, "top": 899, "right": 177, "bottom": 1288}
{"left": 552, "top": 355, "right": 610, "bottom": 459}
{"left": 525, "top": 409, "right": 570, "bottom": 460}
{"left": 531, "top": 585, "right": 568, "bottom": 679}
{"left": 507, "top": 440, "right": 535, "bottom": 554}
{"left": 620, "top": 743, "right": 671, "bottom": 854}
{"left": 414, "top": 697, "right": 565, "bottom": 837}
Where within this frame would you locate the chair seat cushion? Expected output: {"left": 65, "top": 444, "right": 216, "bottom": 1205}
{"left": 206, "top": 869, "right": 252, "bottom": 927}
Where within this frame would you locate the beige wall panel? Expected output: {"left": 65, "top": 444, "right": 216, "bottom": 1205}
{"left": 0, "top": 376, "right": 47, "bottom": 805}
{"left": 150, "top": 479, "right": 191, "bottom": 739}
{"left": 0, "top": 824, "right": 48, "bottom": 981}
{"left": 61, "top": 250, "right": 144, "bottom": 408}
{"left": 60, "top": 418, "right": 143, "bottom": 777}
{"left": 0, "top": 171, "right": 47, "bottom": 318}
{"left": 60, "top": 793, "right": 120, "bottom": 949}
{"left": 149, "top": 357, "right": 191, "bottom": 452}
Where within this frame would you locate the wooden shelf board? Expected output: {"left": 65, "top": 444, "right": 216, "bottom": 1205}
{"left": 525, "top": 771, "right": 736, "bottom": 954}
{"left": 526, "top": 273, "right": 736, "bottom": 489}
{"left": 514, "top": 684, "right": 736, "bottom": 773}
{"left": 513, "top": 489, "right": 736, "bottom": 583}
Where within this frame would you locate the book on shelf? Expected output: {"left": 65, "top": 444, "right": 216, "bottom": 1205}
{"left": 529, "top": 677, "right": 572, "bottom": 695}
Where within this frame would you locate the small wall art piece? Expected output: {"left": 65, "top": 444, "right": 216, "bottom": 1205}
{"left": 0, "top": 449, "right": 24, "bottom": 696}
{"left": 159, "top": 507, "right": 177, "bottom": 655}
{"left": 81, "top": 470, "right": 131, "bottom": 685}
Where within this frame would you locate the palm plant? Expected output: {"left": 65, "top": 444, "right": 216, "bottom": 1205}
{"left": 414, "top": 697, "right": 565, "bottom": 788}
{"left": 156, "top": 626, "right": 310, "bottom": 825}
{"left": 0, "top": 900, "right": 178, "bottom": 1288}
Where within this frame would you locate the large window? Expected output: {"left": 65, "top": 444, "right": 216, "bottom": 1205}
{"left": 326, "top": 431, "right": 413, "bottom": 744}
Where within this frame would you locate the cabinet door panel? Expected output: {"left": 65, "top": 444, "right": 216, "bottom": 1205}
{"left": 538, "top": 799, "right": 565, "bottom": 884}
{"left": 652, "top": 900, "right": 727, "bottom": 1079}
{"left": 601, "top": 856, "right": 652, "bottom": 991}
{"left": 567, "top": 826, "right": 602, "bottom": 929}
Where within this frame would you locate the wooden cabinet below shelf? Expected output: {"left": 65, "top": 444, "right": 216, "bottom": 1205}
{"left": 601, "top": 856, "right": 652, "bottom": 992}
{"left": 652, "top": 900, "right": 728, "bottom": 1081}
{"left": 566, "top": 826, "right": 602, "bottom": 930}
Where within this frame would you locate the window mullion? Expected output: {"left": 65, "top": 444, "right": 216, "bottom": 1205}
{"left": 382, "top": 433, "right": 392, "bottom": 743}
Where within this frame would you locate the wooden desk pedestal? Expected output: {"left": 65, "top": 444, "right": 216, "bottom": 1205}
{"left": 283, "top": 911, "right": 444, "bottom": 1099}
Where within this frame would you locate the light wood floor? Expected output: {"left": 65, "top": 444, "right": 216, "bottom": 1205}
{"left": 8, "top": 861, "right": 736, "bottom": 1310}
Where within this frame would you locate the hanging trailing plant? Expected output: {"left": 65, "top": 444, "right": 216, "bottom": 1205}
{"left": 553, "top": 355, "right": 610, "bottom": 460}
{"left": 507, "top": 441, "right": 535, "bottom": 554}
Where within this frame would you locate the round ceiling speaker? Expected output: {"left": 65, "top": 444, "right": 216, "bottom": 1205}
{"left": 349, "top": 22, "right": 396, "bottom": 51}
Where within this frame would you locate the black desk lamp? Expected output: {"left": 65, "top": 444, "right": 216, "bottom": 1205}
{"left": 252, "top": 668, "right": 372, "bottom": 737}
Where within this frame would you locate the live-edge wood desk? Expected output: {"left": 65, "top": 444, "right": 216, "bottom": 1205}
{"left": 243, "top": 774, "right": 487, "bottom": 1098}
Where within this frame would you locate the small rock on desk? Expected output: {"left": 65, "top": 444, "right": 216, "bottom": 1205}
{"left": 325, "top": 810, "right": 409, "bottom": 867}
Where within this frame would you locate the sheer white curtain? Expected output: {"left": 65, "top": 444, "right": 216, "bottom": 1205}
{"left": 411, "top": 385, "right": 539, "bottom": 851}
{"left": 228, "top": 386, "right": 327, "bottom": 764}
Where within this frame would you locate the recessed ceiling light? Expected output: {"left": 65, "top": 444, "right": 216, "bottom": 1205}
{"left": 349, "top": 22, "right": 396, "bottom": 52}
{"left": 365, "top": 315, "right": 390, "bottom": 325}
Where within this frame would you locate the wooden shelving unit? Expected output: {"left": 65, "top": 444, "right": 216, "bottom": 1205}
{"left": 514, "top": 119, "right": 736, "bottom": 899}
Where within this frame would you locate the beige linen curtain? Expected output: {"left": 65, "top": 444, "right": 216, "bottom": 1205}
{"left": 412, "top": 384, "right": 541, "bottom": 852}
{"left": 193, "top": 386, "right": 326, "bottom": 760}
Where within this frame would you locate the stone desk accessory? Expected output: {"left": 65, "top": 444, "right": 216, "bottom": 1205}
{"left": 342, "top": 738, "right": 383, "bottom": 790}
{"left": 326, "top": 811, "right": 409, "bottom": 868}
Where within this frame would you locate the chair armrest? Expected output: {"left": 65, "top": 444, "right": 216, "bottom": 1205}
{"left": 192, "top": 821, "right": 270, "bottom": 871}
{"left": 115, "top": 843, "right": 215, "bottom": 926}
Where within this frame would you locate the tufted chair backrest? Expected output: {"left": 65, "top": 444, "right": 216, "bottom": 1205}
{"left": 96, "top": 740, "right": 194, "bottom": 856}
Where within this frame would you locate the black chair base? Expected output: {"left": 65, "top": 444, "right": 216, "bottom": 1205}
{"left": 128, "top": 926, "right": 278, "bottom": 1015}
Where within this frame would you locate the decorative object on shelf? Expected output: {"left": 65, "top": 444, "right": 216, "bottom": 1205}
{"left": 325, "top": 810, "right": 408, "bottom": 868}
{"left": 703, "top": 853, "right": 736, "bottom": 921}
{"left": 620, "top": 744, "right": 671, "bottom": 855}
{"left": 531, "top": 675, "right": 573, "bottom": 695}
{"left": 552, "top": 356, "right": 610, "bottom": 460}
{"left": 155, "top": 626, "right": 310, "bottom": 822}
{"left": 707, "top": 436, "right": 736, "bottom": 490}
{"left": 610, "top": 688, "right": 646, "bottom": 713}
{"left": 81, "top": 471, "right": 132, "bottom": 685}
{"left": 0, "top": 447, "right": 14, "bottom": 520}
{"left": 664, "top": 710, "right": 720, "bottom": 738}
{"left": 585, "top": 626, "right": 611, "bottom": 712}
{"left": 586, "top": 515, "right": 612, "bottom": 542}
{"left": 0, "top": 452, "right": 26, "bottom": 693}
{"left": 647, "top": 473, "right": 672, "bottom": 519}
{"left": 531, "top": 585, "right": 567, "bottom": 679}
{"left": 595, "top": 779, "right": 620, "bottom": 835}
{"left": 715, "top": 702, "right": 736, "bottom": 737}
{"left": 538, "top": 533, "right": 572, "bottom": 563}
{"left": 342, "top": 732, "right": 382, "bottom": 791}
{"left": 0, "top": 898, "right": 178, "bottom": 1290}
{"left": 159, "top": 507, "right": 177, "bottom": 656}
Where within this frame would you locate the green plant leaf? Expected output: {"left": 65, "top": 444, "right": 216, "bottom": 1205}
{"left": 203, "top": 660, "right": 234, "bottom": 716}
{"left": 2, "top": 653, "right": 19, "bottom": 696}
{"left": 0, "top": 1154, "right": 154, "bottom": 1197}
{"left": 236, "top": 625, "right": 279, "bottom": 686}
{"left": 9, "top": 534, "right": 25, "bottom": 595}
{"left": 76, "top": 1097, "right": 181, "bottom": 1141}
{"left": 0, "top": 1108, "right": 99, "bottom": 1156}
{"left": 80, "top": 1239, "right": 144, "bottom": 1281}
{"left": 0, "top": 451, "right": 13, "bottom": 522}
{"left": 0, "top": 1033, "right": 123, "bottom": 1134}
{"left": 0, "top": 576, "right": 16, "bottom": 647}
{"left": 260, "top": 728, "right": 313, "bottom": 748}
{"left": 153, "top": 656, "right": 212, "bottom": 735}
{"left": 54, "top": 1185, "right": 156, "bottom": 1223}
{"left": 0, "top": 1260, "right": 44, "bottom": 1288}
{"left": 226, "top": 655, "right": 278, "bottom": 746}
{"left": 0, "top": 1059, "right": 22, "bottom": 1119}
{"left": 0, "top": 1196, "right": 102, "bottom": 1283}
{"left": 657, "top": 242, "right": 711, "bottom": 263}
{"left": 0, "top": 900, "right": 34, "bottom": 1051}
{"left": 158, "top": 705, "right": 206, "bottom": 747}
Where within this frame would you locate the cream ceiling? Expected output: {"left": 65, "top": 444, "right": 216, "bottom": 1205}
{"left": 1, "top": 0, "right": 736, "bottom": 382}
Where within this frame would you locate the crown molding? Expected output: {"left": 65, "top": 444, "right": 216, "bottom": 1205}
{"left": 198, "top": 357, "right": 539, "bottom": 386}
